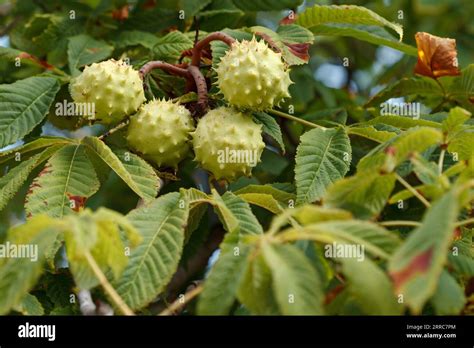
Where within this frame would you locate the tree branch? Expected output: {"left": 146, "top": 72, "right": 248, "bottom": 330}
{"left": 191, "top": 32, "right": 235, "bottom": 66}
{"left": 187, "top": 65, "right": 208, "bottom": 112}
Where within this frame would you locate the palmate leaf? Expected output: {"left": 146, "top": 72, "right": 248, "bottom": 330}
{"left": 65, "top": 208, "right": 141, "bottom": 290}
{"left": 213, "top": 191, "right": 263, "bottom": 254}
{"left": 197, "top": 245, "right": 250, "bottom": 315}
{"left": 295, "top": 127, "right": 351, "bottom": 204}
{"left": 113, "top": 149, "right": 160, "bottom": 200}
{"left": 388, "top": 190, "right": 459, "bottom": 314}
{"left": 430, "top": 270, "right": 465, "bottom": 315}
{"left": 293, "top": 205, "right": 352, "bottom": 225}
{"left": 324, "top": 172, "right": 396, "bottom": 219}
{"left": 0, "top": 148, "right": 60, "bottom": 211}
{"left": 253, "top": 112, "right": 285, "bottom": 153}
{"left": 337, "top": 257, "right": 402, "bottom": 315}
{"left": 446, "top": 64, "right": 474, "bottom": 109}
{"left": 357, "top": 127, "right": 443, "bottom": 172}
{"left": 232, "top": 0, "right": 303, "bottom": 11}
{"left": 14, "top": 294, "right": 45, "bottom": 315}
{"left": 237, "top": 193, "right": 284, "bottom": 214}
{"left": 365, "top": 77, "right": 443, "bottom": 106}
{"left": 25, "top": 144, "right": 100, "bottom": 218}
{"left": 296, "top": 4, "right": 403, "bottom": 40}
{"left": 348, "top": 126, "right": 397, "bottom": 143}
{"left": 0, "top": 215, "right": 59, "bottom": 315}
{"left": 0, "top": 136, "right": 73, "bottom": 165}
{"left": 448, "top": 130, "right": 474, "bottom": 161}
{"left": 153, "top": 31, "right": 194, "bottom": 61}
{"left": 234, "top": 184, "right": 295, "bottom": 205}
{"left": 306, "top": 24, "right": 417, "bottom": 56}
{"left": 81, "top": 136, "right": 156, "bottom": 202}
{"left": 237, "top": 252, "right": 279, "bottom": 315}
{"left": 284, "top": 220, "right": 400, "bottom": 259}
{"left": 262, "top": 243, "right": 324, "bottom": 315}
{"left": 366, "top": 115, "right": 442, "bottom": 129}
{"left": 114, "top": 30, "right": 160, "bottom": 50}
{"left": 67, "top": 34, "right": 113, "bottom": 77}
{"left": 114, "top": 192, "right": 189, "bottom": 310}
{"left": 0, "top": 77, "right": 60, "bottom": 148}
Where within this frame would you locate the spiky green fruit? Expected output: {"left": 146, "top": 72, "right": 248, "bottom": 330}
{"left": 216, "top": 38, "right": 292, "bottom": 110}
{"left": 126, "top": 99, "right": 194, "bottom": 168}
{"left": 70, "top": 59, "right": 145, "bottom": 125}
{"left": 192, "top": 107, "right": 265, "bottom": 181}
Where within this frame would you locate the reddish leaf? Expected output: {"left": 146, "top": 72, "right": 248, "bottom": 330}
{"left": 279, "top": 13, "right": 298, "bottom": 25}
{"left": 67, "top": 194, "right": 87, "bottom": 212}
{"left": 18, "top": 52, "right": 54, "bottom": 70}
{"left": 414, "top": 32, "right": 460, "bottom": 79}
{"left": 284, "top": 42, "right": 310, "bottom": 62}
{"left": 390, "top": 248, "right": 433, "bottom": 292}
{"left": 112, "top": 5, "right": 129, "bottom": 20}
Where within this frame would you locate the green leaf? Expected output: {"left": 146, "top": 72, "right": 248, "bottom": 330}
{"left": 366, "top": 115, "right": 442, "bottom": 129}
{"left": 114, "top": 30, "right": 160, "bottom": 50}
{"left": 14, "top": 294, "right": 45, "bottom": 315}
{"left": 441, "top": 107, "right": 471, "bottom": 135}
{"left": 338, "top": 257, "right": 402, "bottom": 315}
{"left": 113, "top": 149, "right": 160, "bottom": 201}
{"left": 285, "top": 220, "right": 400, "bottom": 258}
{"left": 430, "top": 270, "right": 465, "bottom": 315}
{"left": 388, "top": 190, "right": 459, "bottom": 314}
{"left": 81, "top": 136, "right": 155, "bottom": 201}
{"left": 0, "top": 136, "right": 72, "bottom": 165}
{"left": 348, "top": 126, "right": 397, "bottom": 143}
{"left": 446, "top": 64, "right": 474, "bottom": 108}
{"left": 293, "top": 205, "right": 352, "bottom": 225}
{"left": 67, "top": 34, "right": 113, "bottom": 77}
{"left": 276, "top": 24, "right": 315, "bottom": 44}
{"left": 448, "top": 131, "right": 474, "bottom": 161}
{"left": 295, "top": 127, "right": 351, "bottom": 204}
{"left": 1, "top": 143, "right": 63, "bottom": 196}
{"left": 0, "top": 151, "right": 50, "bottom": 211}
{"left": 114, "top": 192, "right": 189, "bottom": 310}
{"left": 0, "top": 215, "right": 59, "bottom": 315}
{"left": 324, "top": 172, "right": 396, "bottom": 219}
{"left": 306, "top": 23, "right": 417, "bottom": 56}
{"left": 262, "top": 243, "right": 324, "bottom": 315}
{"left": 253, "top": 112, "right": 285, "bottom": 153}
{"left": 449, "top": 254, "right": 474, "bottom": 276}
{"left": 232, "top": 0, "right": 303, "bottom": 11}
{"left": 357, "top": 127, "right": 443, "bottom": 172}
{"left": 366, "top": 77, "right": 443, "bottom": 106}
{"left": 237, "top": 252, "right": 279, "bottom": 315}
{"left": 234, "top": 184, "right": 295, "bottom": 205}
{"left": 25, "top": 145, "right": 100, "bottom": 218}
{"left": 296, "top": 4, "right": 403, "bottom": 39}
{"left": 0, "top": 77, "right": 60, "bottom": 148}
{"left": 237, "top": 193, "right": 284, "bottom": 214}
{"left": 153, "top": 31, "right": 194, "bottom": 61}
{"left": 197, "top": 245, "right": 250, "bottom": 315}
{"left": 65, "top": 209, "right": 141, "bottom": 290}
{"left": 179, "top": 0, "right": 213, "bottom": 17}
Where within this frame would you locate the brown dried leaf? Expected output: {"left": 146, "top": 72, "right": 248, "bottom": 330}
{"left": 414, "top": 32, "right": 460, "bottom": 78}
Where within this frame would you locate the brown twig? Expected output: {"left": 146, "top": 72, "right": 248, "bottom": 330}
{"left": 191, "top": 32, "right": 235, "bottom": 66}
{"left": 187, "top": 65, "right": 208, "bottom": 111}
{"left": 159, "top": 283, "right": 204, "bottom": 316}
{"left": 139, "top": 60, "right": 190, "bottom": 80}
